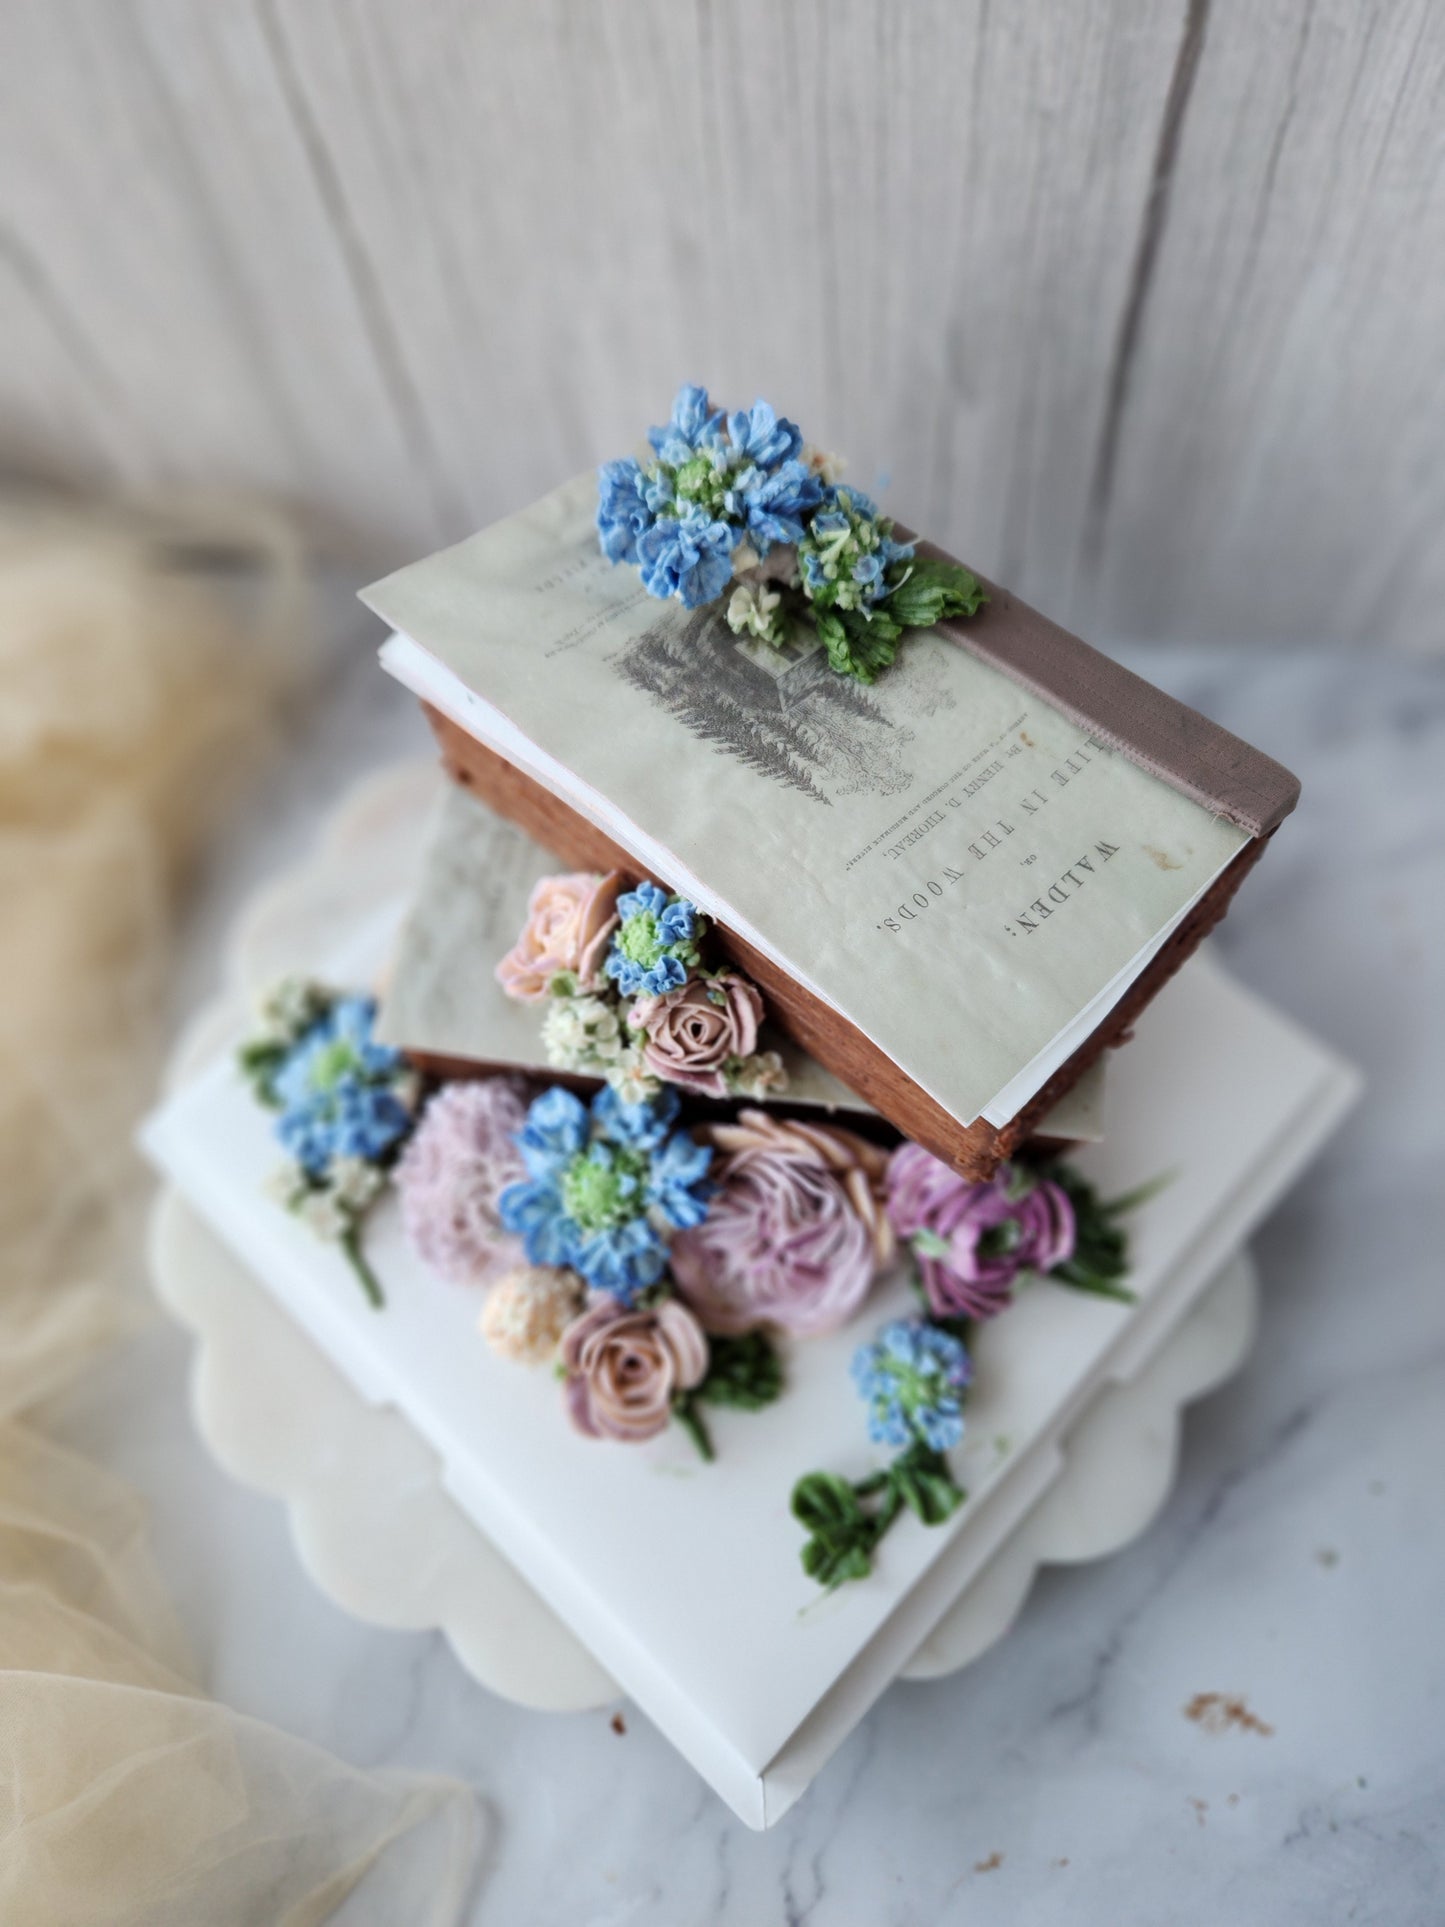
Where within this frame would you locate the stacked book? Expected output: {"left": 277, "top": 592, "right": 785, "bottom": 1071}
{"left": 144, "top": 391, "right": 1357, "bottom": 1826}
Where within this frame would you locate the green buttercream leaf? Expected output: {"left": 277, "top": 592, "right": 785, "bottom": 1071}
{"left": 889, "top": 1442, "right": 967, "bottom": 1526}
{"left": 696, "top": 1330, "right": 783, "bottom": 1411}
{"left": 237, "top": 1039, "right": 288, "bottom": 1106}
{"left": 885, "top": 556, "right": 988, "bottom": 629}
{"left": 813, "top": 606, "right": 903, "bottom": 685}
{"left": 1032, "top": 1157, "right": 1140, "bottom": 1303}
{"left": 793, "top": 1470, "right": 878, "bottom": 1589}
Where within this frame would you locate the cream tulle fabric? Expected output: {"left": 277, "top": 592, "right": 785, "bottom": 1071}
{"left": 0, "top": 500, "right": 479, "bottom": 1922}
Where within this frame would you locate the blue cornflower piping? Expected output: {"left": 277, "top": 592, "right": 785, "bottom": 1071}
{"left": 595, "top": 385, "right": 986, "bottom": 684}
{"left": 605, "top": 880, "right": 706, "bottom": 999}
{"left": 498, "top": 1084, "right": 713, "bottom": 1301}
{"left": 851, "top": 1318, "right": 972, "bottom": 1453}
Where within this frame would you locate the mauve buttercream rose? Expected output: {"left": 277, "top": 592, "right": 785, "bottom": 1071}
{"left": 886, "top": 1143, "right": 1076, "bottom": 1321}
{"left": 629, "top": 971, "right": 763, "bottom": 1098}
{"left": 560, "top": 1294, "right": 709, "bottom": 1443}
{"left": 495, "top": 870, "right": 623, "bottom": 1004}
{"left": 670, "top": 1111, "right": 894, "bottom": 1337}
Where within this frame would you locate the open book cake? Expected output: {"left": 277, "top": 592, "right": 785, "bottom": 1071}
{"left": 362, "top": 387, "right": 1298, "bottom": 1178}
{"left": 138, "top": 389, "right": 1345, "bottom": 1828}
{"left": 378, "top": 780, "right": 1108, "bottom": 1149}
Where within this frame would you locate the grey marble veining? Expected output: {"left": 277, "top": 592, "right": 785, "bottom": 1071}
{"left": 46, "top": 633, "right": 1445, "bottom": 1925}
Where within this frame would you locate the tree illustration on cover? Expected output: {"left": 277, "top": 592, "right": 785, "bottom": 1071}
{"left": 597, "top": 384, "right": 987, "bottom": 684}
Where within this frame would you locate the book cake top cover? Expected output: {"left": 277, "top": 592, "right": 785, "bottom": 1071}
{"left": 364, "top": 388, "right": 1298, "bottom": 1143}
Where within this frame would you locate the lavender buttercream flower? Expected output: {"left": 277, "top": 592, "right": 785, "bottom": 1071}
{"left": 886, "top": 1144, "right": 1076, "bottom": 1321}
{"left": 395, "top": 1077, "right": 532, "bottom": 1286}
{"left": 670, "top": 1111, "right": 893, "bottom": 1337}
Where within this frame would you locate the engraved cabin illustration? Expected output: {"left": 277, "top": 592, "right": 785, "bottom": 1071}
{"left": 614, "top": 603, "right": 956, "bottom": 804}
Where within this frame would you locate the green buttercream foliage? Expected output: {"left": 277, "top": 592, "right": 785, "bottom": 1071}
{"left": 883, "top": 556, "right": 988, "bottom": 630}
{"left": 674, "top": 1329, "right": 784, "bottom": 1462}
{"left": 1033, "top": 1158, "right": 1156, "bottom": 1303}
{"left": 790, "top": 1441, "right": 967, "bottom": 1590}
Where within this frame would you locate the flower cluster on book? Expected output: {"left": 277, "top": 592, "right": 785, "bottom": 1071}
{"left": 495, "top": 869, "right": 788, "bottom": 1104}
{"left": 238, "top": 967, "right": 1144, "bottom": 1588}
{"left": 597, "top": 384, "right": 988, "bottom": 684}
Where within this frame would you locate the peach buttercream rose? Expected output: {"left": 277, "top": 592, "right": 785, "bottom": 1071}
{"left": 495, "top": 870, "right": 623, "bottom": 1004}
{"left": 629, "top": 971, "right": 764, "bottom": 1098}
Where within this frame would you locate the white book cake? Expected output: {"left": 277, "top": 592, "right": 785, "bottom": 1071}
{"left": 143, "top": 941, "right": 1356, "bottom": 1826}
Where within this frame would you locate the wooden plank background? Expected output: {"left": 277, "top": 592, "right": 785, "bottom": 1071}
{"left": 2, "top": 0, "right": 1441, "bottom": 648}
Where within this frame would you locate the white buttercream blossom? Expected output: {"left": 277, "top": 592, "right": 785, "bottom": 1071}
{"left": 329, "top": 1155, "right": 385, "bottom": 1212}
{"left": 296, "top": 1186, "right": 349, "bottom": 1242}
{"left": 725, "top": 1049, "right": 789, "bottom": 1100}
{"left": 542, "top": 993, "right": 627, "bottom": 1074}
{"left": 726, "top": 582, "right": 786, "bottom": 646}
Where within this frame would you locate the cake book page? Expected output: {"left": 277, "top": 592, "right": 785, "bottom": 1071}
{"left": 363, "top": 473, "right": 1248, "bottom": 1125}
{"left": 142, "top": 955, "right": 1357, "bottom": 1827}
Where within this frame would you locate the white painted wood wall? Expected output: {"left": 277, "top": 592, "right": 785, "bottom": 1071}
{"left": 3, "top": 1, "right": 1442, "bottom": 649}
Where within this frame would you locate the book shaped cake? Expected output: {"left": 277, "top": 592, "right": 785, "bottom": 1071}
{"left": 377, "top": 779, "right": 1107, "bottom": 1145}
{"left": 363, "top": 388, "right": 1299, "bottom": 1178}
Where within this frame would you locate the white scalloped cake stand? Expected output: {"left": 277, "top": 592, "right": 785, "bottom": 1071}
{"left": 150, "top": 762, "right": 1259, "bottom": 1713}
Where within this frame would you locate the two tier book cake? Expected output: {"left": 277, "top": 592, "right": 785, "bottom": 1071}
{"left": 143, "top": 388, "right": 1355, "bottom": 1825}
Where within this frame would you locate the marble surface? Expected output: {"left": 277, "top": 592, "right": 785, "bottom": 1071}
{"left": 47, "top": 631, "right": 1444, "bottom": 1924}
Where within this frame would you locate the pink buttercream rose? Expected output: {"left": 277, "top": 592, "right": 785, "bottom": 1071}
{"left": 395, "top": 1077, "right": 531, "bottom": 1285}
{"left": 629, "top": 971, "right": 763, "bottom": 1098}
{"left": 670, "top": 1111, "right": 894, "bottom": 1337}
{"left": 560, "top": 1294, "right": 709, "bottom": 1443}
{"left": 886, "top": 1142, "right": 1076, "bottom": 1321}
{"left": 495, "top": 870, "right": 623, "bottom": 1004}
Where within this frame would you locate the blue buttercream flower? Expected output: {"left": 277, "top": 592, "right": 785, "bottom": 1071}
{"left": 647, "top": 383, "right": 727, "bottom": 465}
{"left": 499, "top": 1084, "right": 713, "bottom": 1299}
{"left": 725, "top": 400, "right": 804, "bottom": 471}
{"left": 605, "top": 882, "right": 705, "bottom": 998}
{"left": 797, "top": 485, "right": 915, "bottom": 614}
{"left": 271, "top": 996, "right": 412, "bottom": 1177}
{"left": 726, "top": 458, "right": 824, "bottom": 550}
{"left": 851, "top": 1319, "right": 972, "bottom": 1453}
{"left": 500, "top": 1086, "right": 716, "bottom": 1294}
{"left": 596, "top": 457, "right": 652, "bottom": 565}
{"left": 636, "top": 508, "right": 737, "bottom": 608}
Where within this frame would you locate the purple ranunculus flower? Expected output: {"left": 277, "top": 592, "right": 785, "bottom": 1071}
{"left": 885, "top": 1143, "right": 1076, "bottom": 1321}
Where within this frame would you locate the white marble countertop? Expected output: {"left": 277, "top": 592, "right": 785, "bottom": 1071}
{"left": 48, "top": 631, "right": 1444, "bottom": 1924}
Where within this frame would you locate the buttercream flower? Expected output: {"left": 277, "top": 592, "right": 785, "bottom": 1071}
{"left": 499, "top": 1084, "right": 712, "bottom": 1301}
{"left": 852, "top": 1318, "right": 971, "bottom": 1452}
{"left": 596, "top": 457, "right": 651, "bottom": 565}
{"left": 725, "top": 399, "right": 805, "bottom": 472}
{"left": 647, "top": 383, "right": 727, "bottom": 466}
{"left": 272, "top": 995, "right": 414, "bottom": 1173}
{"left": 886, "top": 1144, "right": 1076, "bottom": 1321}
{"left": 541, "top": 993, "right": 629, "bottom": 1077}
{"left": 797, "top": 484, "right": 914, "bottom": 615}
{"left": 395, "top": 1077, "right": 531, "bottom": 1286}
{"left": 480, "top": 1264, "right": 586, "bottom": 1365}
{"left": 670, "top": 1111, "right": 893, "bottom": 1337}
{"left": 495, "top": 870, "right": 623, "bottom": 1004}
{"left": 629, "top": 971, "right": 763, "bottom": 1099}
{"left": 636, "top": 506, "right": 737, "bottom": 608}
{"left": 726, "top": 581, "right": 787, "bottom": 647}
{"left": 560, "top": 1293, "right": 709, "bottom": 1442}
{"left": 604, "top": 880, "right": 705, "bottom": 999}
